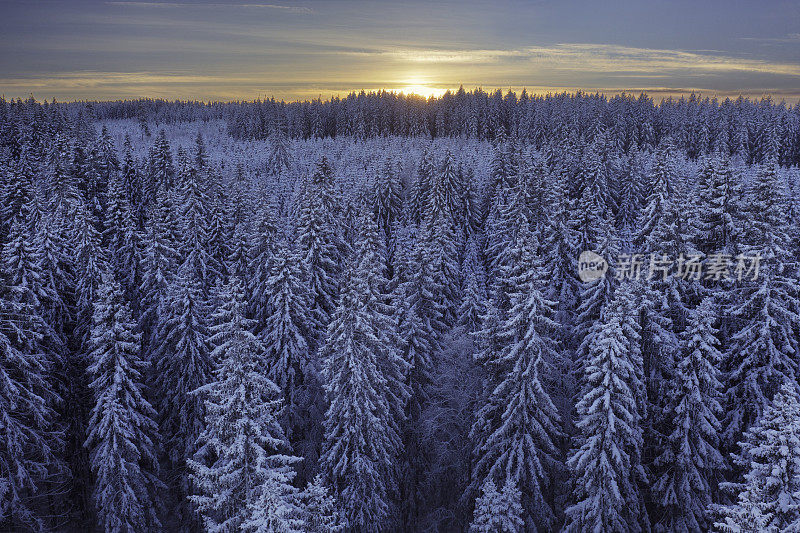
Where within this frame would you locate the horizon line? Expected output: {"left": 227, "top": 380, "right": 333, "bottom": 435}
{"left": 3, "top": 87, "right": 800, "bottom": 106}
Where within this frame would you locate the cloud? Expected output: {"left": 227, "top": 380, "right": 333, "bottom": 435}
{"left": 348, "top": 43, "right": 800, "bottom": 78}
{"left": 347, "top": 48, "right": 527, "bottom": 64}
{"left": 105, "top": 2, "right": 313, "bottom": 14}
{"left": 739, "top": 32, "right": 800, "bottom": 44}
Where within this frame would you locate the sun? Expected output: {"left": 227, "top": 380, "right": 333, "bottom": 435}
{"left": 394, "top": 78, "right": 447, "bottom": 98}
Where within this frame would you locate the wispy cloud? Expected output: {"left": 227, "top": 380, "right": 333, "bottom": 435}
{"left": 349, "top": 43, "right": 800, "bottom": 77}
{"left": 739, "top": 33, "right": 800, "bottom": 44}
{"left": 105, "top": 2, "right": 313, "bottom": 14}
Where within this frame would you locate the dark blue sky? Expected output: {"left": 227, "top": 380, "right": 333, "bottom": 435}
{"left": 1, "top": 0, "right": 799, "bottom": 101}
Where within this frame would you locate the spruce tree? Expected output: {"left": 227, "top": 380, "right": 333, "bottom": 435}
{"left": 723, "top": 157, "right": 799, "bottom": 448}
{"left": 691, "top": 153, "right": 744, "bottom": 257}
{"left": 296, "top": 170, "right": 340, "bottom": 347}
{"left": 470, "top": 479, "right": 524, "bottom": 533}
{"left": 248, "top": 202, "right": 278, "bottom": 325}
{"left": 261, "top": 238, "right": 322, "bottom": 481}
{"left": 84, "top": 274, "right": 162, "bottom": 533}
{"left": 139, "top": 187, "right": 181, "bottom": 358}
{"left": 653, "top": 296, "right": 725, "bottom": 532}
{"left": 410, "top": 150, "right": 434, "bottom": 225}
{"left": 154, "top": 270, "right": 212, "bottom": 523}
{"left": 299, "top": 476, "right": 345, "bottom": 532}
{"left": 472, "top": 225, "right": 561, "bottom": 530}
{"left": 189, "top": 279, "right": 300, "bottom": 533}
{"left": 0, "top": 219, "right": 63, "bottom": 530}
{"left": 150, "top": 129, "right": 175, "bottom": 191}
{"left": 320, "top": 211, "right": 409, "bottom": 532}
{"left": 716, "top": 383, "right": 800, "bottom": 532}
{"left": 372, "top": 158, "right": 402, "bottom": 249}
{"left": 177, "top": 167, "right": 216, "bottom": 293}
{"left": 565, "top": 284, "right": 647, "bottom": 532}
{"left": 74, "top": 202, "right": 110, "bottom": 347}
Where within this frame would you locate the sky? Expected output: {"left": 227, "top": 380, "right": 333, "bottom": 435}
{"left": 1, "top": 0, "right": 799, "bottom": 102}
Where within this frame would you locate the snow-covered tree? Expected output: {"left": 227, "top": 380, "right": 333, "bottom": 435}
{"left": 105, "top": 171, "right": 141, "bottom": 308}
{"left": 470, "top": 478, "right": 524, "bottom": 533}
{"left": 320, "top": 211, "right": 409, "bottom": 532}
{"left": 298, "top": 475, "right": 345, "bottom": 532}
{"left": 653, "top": 296, "right": 725, "bottom": 532}
{"left": 153, "top": 270, "right": 212, "bottom": 523}
{"left": 296, "top": 167, "right": 341, "bottom": 346}
{"left": 471, "top": 225, "right": 561, "bottom": 531}
{"left": 260, "top": 238, "right": 322, "bottom": 481}
{"left": 372, "top": 158, "right": 402, "bottom": 248}
{"left": 410, "top": 150, "right": 435, "bottom": 225}
{"left": 267, "top": 126, "right": 291, "bottom": 176}
{"left": 74, "top": 202, "right": 110, "bottom": 346}
{"left": 261, "top": 239, "right": 313, "bottom": 407}
{"left": 150, "top": 129, "right": 175, "bottom": 191}
{"left": 690, "top": 153, "right": 744, "bottom": 256}
{"left": 248, "top": 202, "right": 278, "bottom": 323}
{"left": 0, "top": 219, "right": 63, "bottom": 530}
{"left": 723, "top": 157, "right": 799, "bottom": 448}
{"left": 189, "top": 278, "right": 300, "bottom": 533}
{"left": 84, "top": 274, "right": 162, "bottom": 533}
{"left": 565, "top": 284, "right": 647, "bottom": 532}
{"left": 139, "top": 187, "right": 181, "bottom": 357}
{"left": 177, "top": 166, "right": 217, "bottom": 292}
{"left": 715, "top": 383, "right": 800, "bottom": 532}
{"left": 242, "top": 471, "right": 304, "bottom": 533}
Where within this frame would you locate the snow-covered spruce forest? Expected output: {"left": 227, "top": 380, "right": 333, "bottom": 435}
{"left": 2, "top": 91, "right": 800, "bottom": 532}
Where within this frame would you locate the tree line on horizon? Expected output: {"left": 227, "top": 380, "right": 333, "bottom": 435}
{"left": 3, "top": 88, "right": 800, "bottom": 165}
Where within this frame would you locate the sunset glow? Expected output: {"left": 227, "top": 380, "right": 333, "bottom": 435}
{"left": 1, "top": 1, "right": 798, "bottom": 102}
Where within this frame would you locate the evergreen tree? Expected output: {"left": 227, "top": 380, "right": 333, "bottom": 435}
{"left": 120, "top": 135, "right": 142, "bottom": 225}
{"left": 299, "top": 476, "right": 345, "bottom": 532}
{"left": 243, "top": 472, "right": 304, "bottom": 533}
{"left": 396, "top": 229, "right": 439, "bottom": 528}
{"left": 653, "top": 296, "right": 725, "bottom": 532}
{"left": 458, "top": 237, "right": 488, "bottom": 335}
{"left": 261, "top": 239, "right": 313, "bottom": 405}
{"left": 372, "top": 158, "right": 402, "bottom": 249}
{"left": 139, "top": 187, "right": 181, "bottom": 358}
{"left": 105, "top": 172, "right": 141, "bottom": 308}
{"left": 84, "top": 274, "right": 162, "bottom": 533}
{"left": 296, "top": 170, "right": 340, "bottom": 346}
{"left": 573, "top": 184, "right": 619, "bottom": 375}
{"left": 153, "top": 270, "right": 212, "bottom": 524}
{"left": 189, "top": 279, "right": 300, "bottom": 533}
{"left": 150, "top": 129, "right": 175, "bottom": 191}
{"left": 565, "top": 284, "right": 647, "bottom": 532}
{"left": 320, "top": 211, "right": 409, "bottom": 532}
{"left": 410, "top": 150, "right": 435, "bottom": 225}
{"left": 267, "top": 127, "right": 291, "bottom": 176}
{"left": 177, "top": 167, "right": 216, "bottom": 293}
{"left": 74, "top": 202, "right": 110, "bottom": 346}
{"left": 723, "top": 157, "right": 799, "bottom": 448}
{"left": 715, "top": 383, "right": 800, "bottom": 532}
{"left": 472, "top": 225, "right": 561, "bottom": 530}
{"left": 540, "top": 173, "right": 579, "bottom": 352}
{"left": 0, "top": 219, "right": 63, "bottom": 530}
{"left": 261, "top": 239, "right": 322, "bottom": 481}
{"left": 470, "top": 479, "right": 524, "bottom": 533}
{"left": 194, "top": 131, "right": 208, "bottom": 169}
{"left": 1, "top": 153, "right": 35, "bottom": 236}
{"left": 691, "top": 153, "right": 744, "bottom": 256}
{"left": 248, "top": 202, "right": 278, "bottom": 324}
{"left": 205, "top": 169, "right": 230, "bottom": 285}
